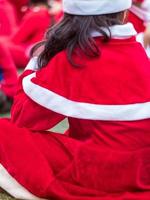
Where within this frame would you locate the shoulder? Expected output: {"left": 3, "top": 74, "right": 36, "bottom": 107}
{"left": 45, "top": 50, "right": 70, "bottom": 70}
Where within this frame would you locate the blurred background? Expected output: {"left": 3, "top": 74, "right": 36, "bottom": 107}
{"left": 0, "top": 0, "right": 63, "bottom": 115}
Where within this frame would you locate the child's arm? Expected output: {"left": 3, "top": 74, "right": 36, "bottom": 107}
{"left": 11, "top": 57, "right": 65, "bottom": 132}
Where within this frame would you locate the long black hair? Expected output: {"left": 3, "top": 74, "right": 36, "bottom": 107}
{"left": 31, "top": 12, "right": 125, "bottom": 68}
{"left": 29, "top": 0, "right": 49, "bottom": 6}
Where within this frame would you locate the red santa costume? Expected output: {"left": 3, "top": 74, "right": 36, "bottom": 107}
{"left": 129, "top": 0, "right": 150, "bottom": 56}
{"left": 0, "top": 0, "right": 17, "bottom": 36}
{"left": 0, "top": 42, "right": 18, "bottom": 98}
{"left": 5, "top": 5, "right": 51, "bottom": 68}
{"left": 1, "top": 0, "right": 150, "bottom": 199}
{"left": 8, "top": 0, "right": 29, "bottom": 23}
{"left": 129, "top": 0, "right": 145, "bottom": 33}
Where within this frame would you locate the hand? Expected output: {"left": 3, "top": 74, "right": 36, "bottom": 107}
{"left": 143, "top": 23, "right": 150, "bottom": 48}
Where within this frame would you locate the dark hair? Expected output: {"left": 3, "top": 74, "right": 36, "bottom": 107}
{"left": 32, "top": 12, "right": 125, "bottom": 68}
{"left": 29, "top": 0, "right": 49, "bottom": 6}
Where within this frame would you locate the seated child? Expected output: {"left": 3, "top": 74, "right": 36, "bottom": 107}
{"left": 0, "top": 43, "right": 18, "bottom": 113}
{"left": 1, "top": 0, "right": 51, "bottom": 68}
{"left": 1, "top": 0, "right": 150, "bottom": 199}
{"left": 0, "top": 0, "right": 17, "bottom": 36}
{"left": 129, "top": 0, "right": 150, "bottom": 56}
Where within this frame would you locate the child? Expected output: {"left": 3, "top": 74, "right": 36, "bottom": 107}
{"left": 129, "top": 0, "right": 150, "bottom": 55}
{"left": 0, "top": 43, "right": 17, "bottom": 113}
{"left": 1, "top": 0, "right": 150, "bottom": 199}
{"left": 0, "top": 0, "right": 17, "bottom": 36}
{"left": 2, "top": 0, "right": 51, "bottom": 68}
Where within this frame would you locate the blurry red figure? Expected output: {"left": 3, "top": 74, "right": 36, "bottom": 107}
{"left": 0, "top": 0, "right": 17, "bottom": 36}
{"left": 128, "top": 0, "right": 146, "bottom": 33}
{"left": 0, "top": 42, "right": 17, "bottom": 113}
{"left": 3, "top": 0, "right": 51, "bottom": 68}
{"left": 8, "top": 0, "right": 29, "bottom": 23}
{"left": 128, "top": 0, "right": 150, "bottom": 56}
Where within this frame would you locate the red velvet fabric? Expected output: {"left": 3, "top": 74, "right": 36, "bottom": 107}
{"left": 128, "top": 11, "right": 145, "bottom": 33}
{"left": 0, "top": 42, "right": 17, "bottom": 97}
{"left": 0, "top": 37, "right": 150, "bottom": 199}
{"left": 8, "top": 0, "right": 29, "bottom": 23}
{"left": 0, "top": 0, "right": 17, "bottom": 36}
{"left": 3, "top": 6, "right": 51, "bottom": 68}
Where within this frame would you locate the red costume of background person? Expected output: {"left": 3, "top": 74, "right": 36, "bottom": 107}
{"left": 0, "top": 0, "right": 17, "bottom": 36}
{"left": 8, "top": 0, "right": 29, "bottom": 23}
{"left": 0, "top": 43, "right": 17, "bottom": 98}
{"left": 128, "top": 0, "right": 149, "bottom": 33}
{"left": 0, "top": 42, "right": 18, "bottom": 113}
{"left": 3, "top": 1, "right": 51, "bottom": 68}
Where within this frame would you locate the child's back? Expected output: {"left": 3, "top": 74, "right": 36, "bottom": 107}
{"left": 1, "top": 0, "right": 150, "bottom": 200}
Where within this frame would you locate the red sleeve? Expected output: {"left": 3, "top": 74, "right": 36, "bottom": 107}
{"left": 0, "top": 42, "right": 18, "bottom": 97}
{"left": 133, "top": 0, "right": 144, "bottom": 2}
{"left": 11, "top": 61, "right": 65, "bottom": 131}
{"left": 9, "top": 0, "right": 29, "bottom": 22}
{"left": 0, "top": 1, "right": 17, "bottom": 36}
{"left": 12, "top": 11, "right": 38, "bottom": 44}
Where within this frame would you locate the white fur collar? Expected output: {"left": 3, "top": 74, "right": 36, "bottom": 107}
{"left": 91, "top": 23, "right": 137, "bottom": 39}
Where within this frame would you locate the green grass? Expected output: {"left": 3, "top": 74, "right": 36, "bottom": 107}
{"left": 50, "top": 118, "right": 69, "bottom": 133}
{"left": 0, "top": 113, "right": 10, "bottom": 118}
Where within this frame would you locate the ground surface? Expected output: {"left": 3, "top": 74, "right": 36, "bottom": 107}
{"left": 0, "top": 193, "right": 15, "bottom": 200}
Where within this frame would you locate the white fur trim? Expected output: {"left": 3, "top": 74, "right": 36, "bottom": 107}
{"left": 91, "top": 23, "right": 137, "bottom": 39}
{"left": 23, "top": 73, "right": 150, "bottom": 121}
{"left": 130, "top": 4, "right": 150, "bottom": 22}
{"left": 0, "top": 164, "right": 46, "bottom": 200}
{"left": 63, "top": 0, "right": 132, "bottom": 15}
{"left": 25, "top": 57, "right": 39, "bottom": 71}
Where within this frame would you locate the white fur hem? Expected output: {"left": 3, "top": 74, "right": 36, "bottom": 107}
{"left": 0, "top": 164, "right": 46, "bottom": 200}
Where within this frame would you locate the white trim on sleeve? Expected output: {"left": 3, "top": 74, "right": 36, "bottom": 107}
{"left": 22, "top": 73, "right": 150, "bottom": 121}
{"left": 130, "top": 5, "right": 150, "bottom": 22}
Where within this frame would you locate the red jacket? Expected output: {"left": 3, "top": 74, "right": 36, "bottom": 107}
{"left": 129, "top": 0, "right": 150, "bottom": 33}
{"left": 8, "top": 0, "right": 29, "bottom": 23}
{"left": 1, "top": 23, "right": 150, "bottom": 200}
{"left": 4, "top": 23, "right": 150, "bottom": 199}
{"left": 0, "top": 0, "right": 17, "bottom": 36}
{"left": 12, "top": 6, "right": 51, "bottom": 48}
{"left": 0, "top": 43, "right": 17, "bottom": 97}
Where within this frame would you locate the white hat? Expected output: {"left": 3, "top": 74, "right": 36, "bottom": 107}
{"left": 63, "top": 0, "right": 132, "bottom": 15}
